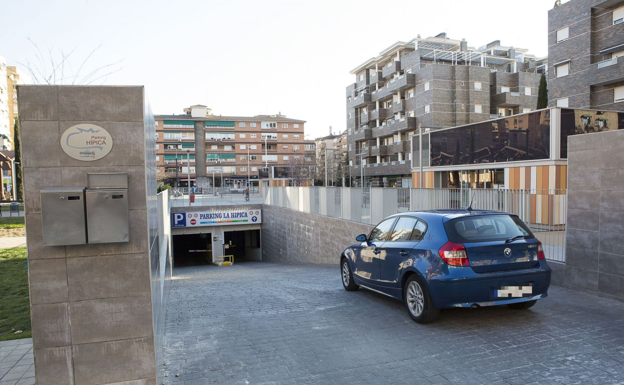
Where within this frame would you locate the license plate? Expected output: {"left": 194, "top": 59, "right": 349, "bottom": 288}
{"left": 494, "top": 284, "right": 532, "bottom": 298}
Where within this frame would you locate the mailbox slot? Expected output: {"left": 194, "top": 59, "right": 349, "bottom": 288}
{"left": 41, "top": 187, "right": 87, "bottom": 246}
{"left": 86, "top": 173, "right": 129, "bottom": 244}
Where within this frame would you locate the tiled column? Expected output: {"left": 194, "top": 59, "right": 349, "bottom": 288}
{"left": 18, "top": 85, "right": 158, "bottom": 384}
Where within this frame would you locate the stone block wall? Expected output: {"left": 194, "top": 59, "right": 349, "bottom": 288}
{"left": 18, "top": 85, "right": 159, "bottom": 384}
{"left": 554, "top": 129, "right": 624, "bottom": 300}
{"left": 262, "top": 204, "right": 374, "bottom": 264}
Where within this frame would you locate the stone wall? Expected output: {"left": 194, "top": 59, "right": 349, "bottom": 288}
{"left": 261, "top": 204, "right": 374, "bottom": 264}
{"left": 19, "top": 85, "right": 160, "bottom": 384}
{"left": 553, "top": 129, "right": 624, "bottom": 300}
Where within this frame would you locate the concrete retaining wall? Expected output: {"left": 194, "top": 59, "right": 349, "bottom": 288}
{"left": 261, "top": 204, "right": 374, "bottom": 264}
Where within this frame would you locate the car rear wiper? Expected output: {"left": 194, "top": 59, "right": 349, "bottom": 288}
{"left": 505, "top": 235, "right": 526, "bottom": 243}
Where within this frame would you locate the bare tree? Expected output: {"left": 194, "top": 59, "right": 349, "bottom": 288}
{"left": 287, "top": 157, "right": 312, "bottom": 186}
{"left": 19, "top": 39, "right": 123, "bottom": 85}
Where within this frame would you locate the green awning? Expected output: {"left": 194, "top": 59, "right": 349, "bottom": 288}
{"left": 163, "top": 120, "right": 194, "bottom": 127}
{"left": 206, "top": 153, "right": 236, "bottom": 160}
{"left": 164, "top": 154, "right": 195, "bottom": 160}
{"left": 181, "top": 143, "right": 195, "bottom": 148}
{"left": 205, "top": 121, "right": 235, "bottom": 127}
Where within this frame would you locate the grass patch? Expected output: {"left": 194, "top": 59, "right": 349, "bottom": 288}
{"left": 0, "top": 247, "right": 31, "bottom": 341}
{"left": 0, "top": 217, "right": 25, "bottom": 229}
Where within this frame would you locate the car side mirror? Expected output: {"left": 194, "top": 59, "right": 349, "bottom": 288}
{"left": 356, "top": 234, "right": 367, "bottom": 242}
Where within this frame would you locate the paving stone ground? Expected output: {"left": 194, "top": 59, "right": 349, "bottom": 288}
{"left": 163, "top": 262, "right": 624, "bottom": 385}
{"left": 0, "top": 339, "right": 34, "bottom": 385}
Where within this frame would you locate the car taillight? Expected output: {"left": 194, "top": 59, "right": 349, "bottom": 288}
{"left": 439, "top": 241, "right": 470, "bottom": 267}
{"left": 537, "top": 241, "right": 545, "bottom": 260}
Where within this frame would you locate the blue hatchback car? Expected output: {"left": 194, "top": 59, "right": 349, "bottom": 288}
{"left": 340, "top": 210, "right": 551, "bottom": 323}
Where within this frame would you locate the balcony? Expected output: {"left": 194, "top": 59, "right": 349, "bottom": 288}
{"left": 591, "top": 56, "right": 624, "bottom": 86}
{"left": 350, "top": 160, "right": 411, "bottom": 177}
{"left": 382, "top": 61, "right": 401, "bottom": 79}
{"left": 370, "top": 108, "right": 391, "bottom": 121}
{"left": 388, "top": 140, "right": 410, "bottom": 153}
{"left": 369, "top": 70, "right": 383, "bottom": 84}
{"left": 373, "top": 117, "right": 416, "bottom": 138}
{"left": 346, "top": 83, "right": 356, "bottom": 97}
{"left": 360, "top": 113, "right": 370, "bottom": 125}
{"left": 371, "top": 84, "right": 394, "bottom": 102}
{"left": 393, "top": 100, "right": 406, "bottom": 114}
{"left": 386, "top": 73, "right": 416, "bottom": 93}
{"left": 347, "top": 92, "right": 372, "bottom": 109}
{"left": 352, "top": 127, "right": 372, "bottom": 141}
{"left": 492, "top": 91, "right": 525, "bottom": 107}
{"left": 370, "top": 145, "right": 388, "bottom": 157}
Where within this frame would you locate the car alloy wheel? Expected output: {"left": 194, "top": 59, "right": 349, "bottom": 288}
{"left": 342, "top": 262, "right": 350, "bottom": 287}
{"left": 407, "top": 281, "right": 425, "bottom": 317}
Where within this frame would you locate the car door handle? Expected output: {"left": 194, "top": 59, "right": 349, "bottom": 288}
{"left": 399, "top": 251, "right": 409, "bottom": 256}
{"left": 373, "top": 249, "right": 381, "bottom": 254}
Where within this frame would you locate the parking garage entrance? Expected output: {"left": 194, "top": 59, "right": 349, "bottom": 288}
{"left": 171, "top": 207, "right": 262, "bottom": 267}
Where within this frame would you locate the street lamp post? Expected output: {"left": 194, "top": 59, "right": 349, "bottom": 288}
{"left": 186, "top": 149, "right": 191, "bottom": 206}
{"left": 264, "top": 136, "right": 268, "bottom": 168}
{"left": 247, "top": 147, "right": 250, "bottom": 192}
{"left": 175, "top": 147, "right": 179, "bottom": 189}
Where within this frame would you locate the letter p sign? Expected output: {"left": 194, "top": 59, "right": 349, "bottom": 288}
{"left": 172, "top": 213, "right": 186, "bottom": 228}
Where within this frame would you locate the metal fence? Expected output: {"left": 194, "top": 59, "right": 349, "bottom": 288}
{"left": 263, "top": 187, "right": 567, "bottom": 262}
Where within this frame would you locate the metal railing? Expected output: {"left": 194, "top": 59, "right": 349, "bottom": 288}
{"left": 263, "top": 187, "right": 567, "bottom": 262}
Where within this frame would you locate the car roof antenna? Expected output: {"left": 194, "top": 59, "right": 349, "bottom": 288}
{"left": 467, "top": 190, "right": 476, "bottom": 212}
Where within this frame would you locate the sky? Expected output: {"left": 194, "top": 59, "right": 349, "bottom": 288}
{"left": 1, "top": 0, "right": 561, "bottom": 140}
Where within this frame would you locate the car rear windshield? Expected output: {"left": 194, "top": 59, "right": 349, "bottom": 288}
{"left": 443, "top": 214, "right": 534, "bottom": 243}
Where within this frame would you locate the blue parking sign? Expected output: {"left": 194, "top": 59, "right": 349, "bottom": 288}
{"left": 172, "top": 213, "right": 186, "bottom": 228}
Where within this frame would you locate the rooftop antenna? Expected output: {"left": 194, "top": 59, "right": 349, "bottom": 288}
{"left": 467, "top": 190, "right": 476, "bottom": 212}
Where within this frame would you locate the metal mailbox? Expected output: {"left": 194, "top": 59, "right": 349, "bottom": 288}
{"left": 41, "top": 187, "right": 87, "bottom": 246}
{"left": 86, "top": 173, "right": 129, "bottom": 244}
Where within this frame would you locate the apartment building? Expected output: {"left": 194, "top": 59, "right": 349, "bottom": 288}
{"left": 314, "top": 130, "right": 348, "bottom": 186}
{"left": 6, "top": 65, "right": 24, "bottom": 143}
{"left": 346, "top": 33, "right": 546, "bottom": 187}
{"left": 0, "top": 56, "right": 10, "bottom": 150}
{"left": 155, "top": 105, "right": 315, "bottom": 189}
{"left": 549, "top": 0, "right": 624, "bottom": 110}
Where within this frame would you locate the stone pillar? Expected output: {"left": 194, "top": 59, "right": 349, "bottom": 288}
{"left": 18, "top": 85, "right": 159, "bottom": 384}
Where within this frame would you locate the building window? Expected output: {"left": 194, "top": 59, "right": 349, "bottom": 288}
{"left": 155, "top": 144, "right": 159, "bottom": 149}
{"left": 250, "top": 145, "right": 257, "bottom": 149}
{"left": 359, "top": 74, "right": 364, "bottom": 81}
{"left": 501, "top": 86, "right": 510, "bottom": 93}
{"left": 240, "top": 145, "right": 246, "bottom": 150}
{"left": 155, "top": 121, "right": 159, "bottom": 126}
{"left": 250, "top": 123, "right": 257, "bottom": 127}
{"left": 252, "top": 167, "right": 258, "bottom": 171}
{"left": 557, "top": 27, "right": 569, "bottom": 42}
{"left": 282, "top": 123, "right": 288, "bottom": 128}
{"left": 614, "top": 86, "right": 624, "bottom": 102}
{"left": 523, "top": 108, "right": 532, "bottom": 113}
{"left": 294, "top": 145, "right": 300, "bottom": 151}
{"left": 556, "top": 98, "right": 569, "bottom": 107}
{"left": 348, "top": 112, "right": 352, "bottom": 118}
{"left": 614, "top": 6, "right": 624, "bottom": 24}
{"left": 283, "top": 145, "right": 289, "bottom": 149}
{"left": 239, "top": 122, "right": 246, "bottom": 127}
{"left": 474, "top": 104, "right": 482, "bottom": 113}
{"left": 424, "top": 105, "right": 431, "bottom": 114}
{"left": 261, "top": 122, "right": 277, "bottom": 129}
{"left": 407, "top": 89, "right": 415, "bottom": 98}
{"left": 224, "top": 145, "right": 232, "bottom": 151}
{"left": 240, "top": 156, "right": 246, "bottom": 160}
{"left": 283, "top": 134, "right": 289, "bottom": 139}
{"left": 250, "top": 155, "right": 257, "bottom": 161}
{"left": 424, "top": 82, "right": 430, "bottom": 91}
{"left": 250, "top": 134, "right": 257, "bottom": 138}
{"left": 408, "top": 110, "right": 415, "bottom": 117}
{"left": 474, "top": 81, "right": 482, "bottom": 90}
{"left": 283, "top": 156, "right": 289, "bottom": 161}
{"left": 525, "top": 87, "right": 532, "bottom": 96}
{"left": 156, "top": 156, "right": 160, "bottom": 161}
{"left": 211, "top": 145, "right": 218, "bottom": 150}
{"left": 240, "top": 167, "right": 247, "bottom": 172}
{"left": 294, "top": 135, "right": 300, "bottom": 139}
{"left": 239, "top": 134, "right": 246, "bottom": 139}
{"left": 294, "top": 124, "right": 299, "bottom": 128}
{"left": 555, "top": 62, "right": 569, "bottom": 77}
